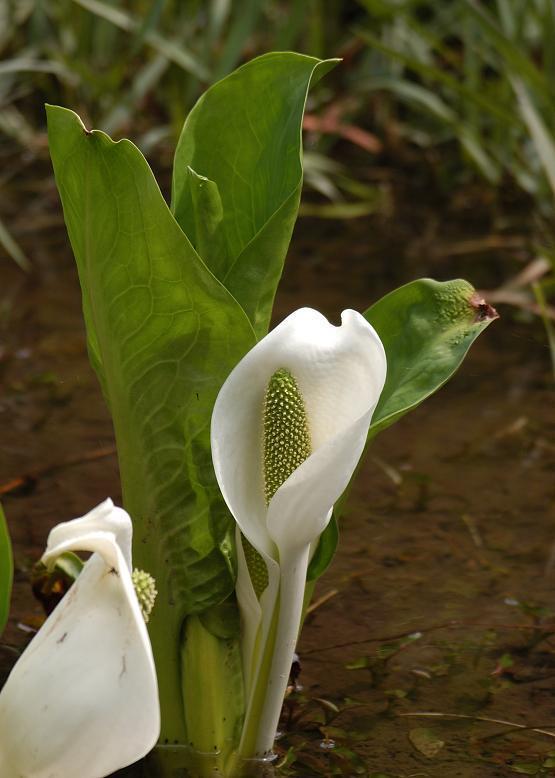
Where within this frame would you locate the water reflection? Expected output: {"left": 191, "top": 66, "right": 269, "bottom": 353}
{"left": 112, "top": 746, "right": 277, "bottom": 778}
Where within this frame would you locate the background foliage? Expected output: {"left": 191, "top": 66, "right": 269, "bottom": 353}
{"left": 1, "top": 4, "right": 552, "bottom": 772}
{"left": 1, "top": 0, "right": 554, "bottom": 347}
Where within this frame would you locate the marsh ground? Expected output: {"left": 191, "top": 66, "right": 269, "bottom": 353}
{"left": 1, "top": 160, "right": 554, "bottom": 777}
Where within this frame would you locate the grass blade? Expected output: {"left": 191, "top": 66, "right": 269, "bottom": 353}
{"left": 357, "top": 27, "right": 516, "bottom": 125}
{"left": 71, "top": 0, "right": 210, "bottom": 80}
{"left": 512, "top": 77, "right": 555, "bottom": 197}
{"left": 0, "top": 58, "right": 78, "bottom": 83}
{"left": 0, "top": 216, "right": 31, "bottom": 272}
{"left": 532, "top": 279, "right": 555, "bottom": 379}
{"left": 0, "top": 504, "right": 13, "bottom": 636}
{"left": 462, "top": 0, "right": 551, "bottom": 97}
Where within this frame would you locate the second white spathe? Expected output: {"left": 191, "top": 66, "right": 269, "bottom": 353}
{"left": 0, "top": 499, "right": 160, "bottom": 778}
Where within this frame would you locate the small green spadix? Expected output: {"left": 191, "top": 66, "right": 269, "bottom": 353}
{"left": 132, "top": 568, "right": 158, "bottom": 623}
{"left": 242, "top": 367, "right": 312, "bottom": 599}
{"left": 241, "top": 368, "right": 312, "bottom": 599}
{"left": 263, "top": 367, "right": 312, "bottom": 504}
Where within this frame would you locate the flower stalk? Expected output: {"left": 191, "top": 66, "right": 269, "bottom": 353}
{"left": 241, "top": 546, "right": 310, "bottom": 757}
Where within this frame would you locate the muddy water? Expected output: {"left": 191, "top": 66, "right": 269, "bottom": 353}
{"left": 1, "top": 178, "right": 554, "bottom": 777}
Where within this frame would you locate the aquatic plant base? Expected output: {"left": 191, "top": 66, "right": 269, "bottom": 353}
{"left": 115, "top": 746, "right": 277, "bottom": 778}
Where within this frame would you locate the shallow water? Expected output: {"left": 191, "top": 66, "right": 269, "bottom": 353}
{"left": 1, "top": 171, "right": 554, "bottom": 777}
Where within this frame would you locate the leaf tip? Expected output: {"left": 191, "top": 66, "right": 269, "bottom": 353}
{"left": 469, "top": 291, "right": 499, "bottom": 324}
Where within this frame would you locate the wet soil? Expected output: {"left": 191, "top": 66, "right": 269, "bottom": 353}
{"left": 1, "top": 162, "right": 554, "bottom": 777}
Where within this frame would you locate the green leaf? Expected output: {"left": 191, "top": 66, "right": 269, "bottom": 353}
{"left": 0, "top": 504, "right": 13, "bottom": 637}
{"left": 366, "top": 278, "right": 498, "bottom": 436}
{"left": 184, "top": 166, "right": 228, "bottom": 281}
{"left": 199, "top": 599, "right": 241, "bottom": 640}
{"left": 47, "top": 104, "right": 256, "bottom": 741}
{"left": 172, "top": 52, "right": 338, "bottom": 336}
{"left": 54, "top": 551, "right": 84, "bottom": 581}
{"left": 309, "top": 278, "right": 497, "bottom": 583}
{"left": 307, "top": 513, "right": 338, "bottom": 581}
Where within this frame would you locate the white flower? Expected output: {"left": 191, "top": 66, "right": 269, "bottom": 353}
{"left": 211, "top": 307, "right": 386, "bottom": 756}
{"left": 0, "top": 499, "right": 160, "bottom": 778}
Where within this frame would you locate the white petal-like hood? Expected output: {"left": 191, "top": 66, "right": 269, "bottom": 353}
{"left": 211, "top": 307, "right": 387, "bottom": 560}
{"left": 0, "top": 499, "right": 160, "bottom": 778}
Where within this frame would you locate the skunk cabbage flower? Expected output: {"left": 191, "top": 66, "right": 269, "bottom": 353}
{"left": 0, "top": 499, "right": 160, "bottom": 778}
{"left": 211, "top": 307, "right": 386, "bottom": 756}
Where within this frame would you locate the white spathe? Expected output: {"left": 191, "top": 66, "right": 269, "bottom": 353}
{"left": 211, "top": 308, "right": 387, "bottom": 561}
{"left": 0, "top": 499, "right": 160, "bottom": 778}
{"left": 211, "top": 307, "right": 387, "bottom": 755}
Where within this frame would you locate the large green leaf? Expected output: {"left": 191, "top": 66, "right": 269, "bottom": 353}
{"left": 172, "top": 52, "right": 338, "bottom": 336}
{"left": 47, "top": 105, "right": 256, "bottom": 741}
{"left": 308, "top": 278, "right": 498, "bottom": 581}
{"left": 0, "top": 504, "right": 13, "bottom": 637}
{"left": 366, "top": 278, "right": 498, "bottom": 436}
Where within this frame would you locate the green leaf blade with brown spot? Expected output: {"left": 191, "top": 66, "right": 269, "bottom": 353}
{"left": 366, "top": 278, "right": 498, "bottom": 437}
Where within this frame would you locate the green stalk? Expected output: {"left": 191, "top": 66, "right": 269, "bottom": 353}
{"left": 254, "top": 547, "right": 310, "bottom": 756}
{"left": 119, "top": 438, "right": 188, "bottom": 745}
{"left": 238, "top": 594, "right": 281, "bottom": 758}
{"left": 148, "top": 595, "right": 187, "bottom": 744}
{"left": 240, "top": 546, "right": 310, "bottom": 758}
{"left": 181, "top": 614, "right": 245, "bottom": 775}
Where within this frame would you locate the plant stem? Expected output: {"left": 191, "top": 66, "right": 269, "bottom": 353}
{"left": 238, "top": 592, "right": 281, "bottom": 759}
{"left": 240, "top": 545, "right": 310, "bottom": 758}
{"left": 181, "top": 615, "right": 244, "bottom": 774}
{"left": 147, "top": 593, "right": 187, "bottom": 745}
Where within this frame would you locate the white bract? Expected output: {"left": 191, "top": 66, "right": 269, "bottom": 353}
{"left": 0, "top": 499, "right": 160, "bottom": 778}
{"left": 211, "top": 307, "right": 387, "bottom": 756}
